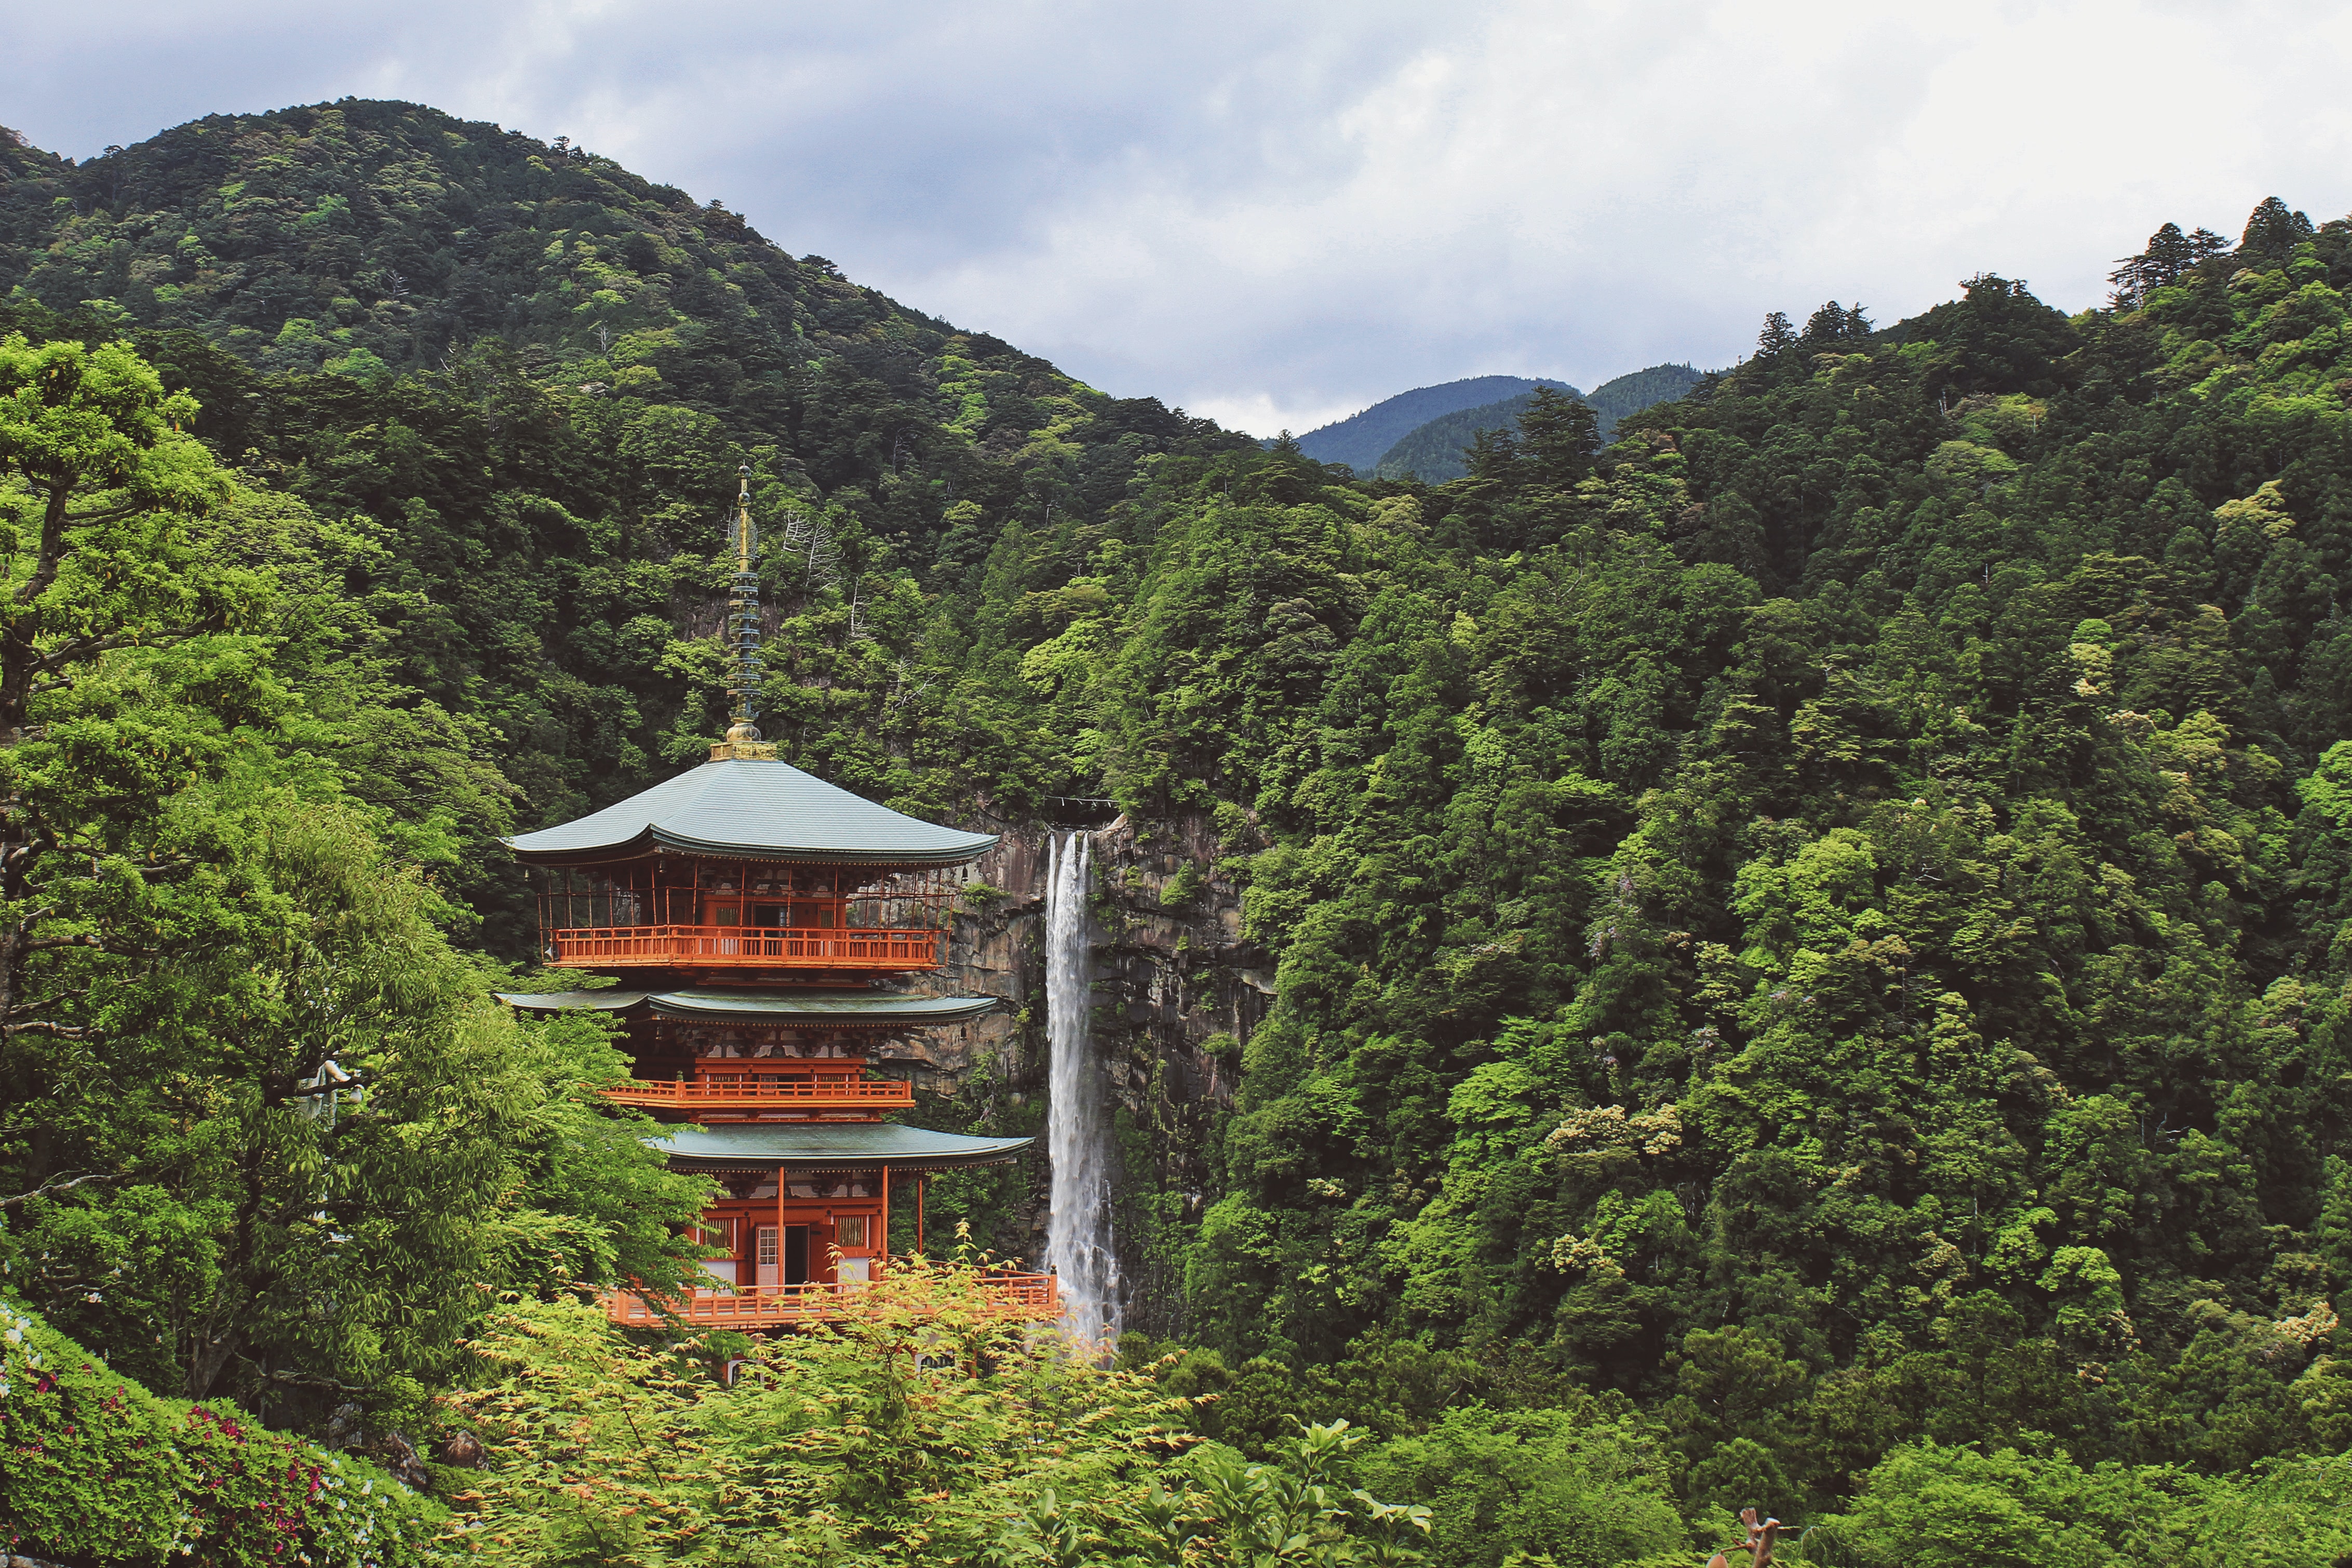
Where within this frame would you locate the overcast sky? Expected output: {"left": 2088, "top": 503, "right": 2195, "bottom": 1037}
{"left": 10, "top": 1, "right": 2352, "bottom": 435}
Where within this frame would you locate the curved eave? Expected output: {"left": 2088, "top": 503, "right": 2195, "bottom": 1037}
{"left": 494, "top": 989, "right": 999, "bottom": 1028}
{"left": 648, "top": 1121, "right": 1032, "bottom": 1172}
{"left": 503, "top": 830, "right": 997, "bottom": 869}
{"left": 497, "top": 990, "right": 651, "bottom": 1011}
{"left": 499, "top": 758, "right": 998, "bottom": 868}
{"left": 646, "top": 826, "right": 998, "bottom": 867}
{"left": 649, "top": 991, "right": 1000, "bottom": 1026}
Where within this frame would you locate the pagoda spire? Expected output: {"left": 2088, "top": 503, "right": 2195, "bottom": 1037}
{"left": 716, "top": 465, "right": 777, "bottom": 760}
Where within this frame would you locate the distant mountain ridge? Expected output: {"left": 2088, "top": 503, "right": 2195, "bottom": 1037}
{"left": 1582, "top": 361, "right": 1706, "bottom": 427}
{"left": 1292, "top": 375, "right": 1576, "bottom": 471}
{"left": 1375, "top": 361, "right": 1705, "bottom": 482}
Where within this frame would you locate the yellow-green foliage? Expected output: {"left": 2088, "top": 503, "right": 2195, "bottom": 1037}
{"left": 437, "top": 1256, "right": 1431, "bottom": 1566}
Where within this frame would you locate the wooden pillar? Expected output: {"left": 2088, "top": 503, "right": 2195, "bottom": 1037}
{"left": 776, "top": 1163, "right": 786, "bottom": 1299}
{"left": 916, "top": 1172, "right": 924, "bottom": 1256}
{"left": 881, "top": 1164, "right": 891, "bottom": 1266}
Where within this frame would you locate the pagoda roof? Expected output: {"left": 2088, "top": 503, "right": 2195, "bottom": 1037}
{"left": 503, "top": 758, "right": 998, "bottom": 867}
{"left": 649, "top": 1120, "right": 1032, "bottom": 1172}
{"left": 496, "top": 989, "right": 1000, "bottom": 1026}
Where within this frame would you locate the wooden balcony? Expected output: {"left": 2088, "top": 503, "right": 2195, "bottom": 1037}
{"left": 603, "top": 1270, "right": 1059, "bottom": 1328}
{"left": 548, "top": 924, "right": 943, "bottom": 972}
{"left": 597, "top": 1075, "right": 915, "bottom": 1114}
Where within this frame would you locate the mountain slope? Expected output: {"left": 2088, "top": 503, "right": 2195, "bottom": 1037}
{"left": 0, "top": 100, "right": 1248, "bottom": 563}
{"left": 1374, "top": 361, "right": 1708, "bottom": 480}
{"left": 0, "top": 99, "right": 1251, "bottom": 872}
{"left": 1373, "top": 389, "right": 1540, "bottom": 480}
{"left": 1293, "top": 373, "right": 1575, "bottom": 470}
{"left": 1581, "top": 360, "right": 1703, "bottom": 426}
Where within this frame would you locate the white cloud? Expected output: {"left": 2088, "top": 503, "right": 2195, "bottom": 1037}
{"left": 8, "top": 0, "right": 2350, "bottom": 434}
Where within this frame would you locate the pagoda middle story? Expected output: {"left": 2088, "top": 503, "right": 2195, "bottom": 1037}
{"left": 499, "top": 753, "right": 1054, "bottom": 1328}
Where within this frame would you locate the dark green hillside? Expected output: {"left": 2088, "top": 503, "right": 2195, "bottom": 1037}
{"left": 1374, "top": 388, "right": 1538, "bottom": 479}
{"left": 1376, "top": 361, "right": 1704, "bottom": 480}
{"left": 0, "top": 101, "right": 1248, "bottom": 938}
{"left": 1119, "top": 215, "right": 2352, "bottom": 1513}
{"left": 1293, "top": 373, "right": 1575, "bottom": 470}
{"left": 1583, "top": 359, "right": 1704, "bottom": 426}
{"left": 986, "top": 202, "right": 2352, "bottom": 1521}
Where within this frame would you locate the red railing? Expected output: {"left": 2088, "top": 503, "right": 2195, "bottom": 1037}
{"left": 603, "top": 1271, "right": 1059, "bottom": 1327}
{"left": 596, "top": 1076, "right": 915, "bottom": 1112}
{"left": 548, "top": 924, "right": 943, "bottom": 971}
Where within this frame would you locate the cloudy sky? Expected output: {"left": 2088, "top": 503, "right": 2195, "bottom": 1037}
{"left": 11, "top": 1, "right": 2352, "bottom": 434}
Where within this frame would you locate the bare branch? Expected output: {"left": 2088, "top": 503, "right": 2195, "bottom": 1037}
{"left": 284, "top": 1078, "right": 369, "bottom": 1100}
{"left": 0, "top": 1171, "right": 120, "bottom": 1209}
{"left": 0, "top": 1019, "right": 91, "bottom": 1040}
{"left": 34, "top": 619, "right": 218, "bottom": 676}
{"left": 21, "top": 933, "right": 102, "bottom": 954}
{"left": 60, "top": 501, "right": 146, "bottom": 525}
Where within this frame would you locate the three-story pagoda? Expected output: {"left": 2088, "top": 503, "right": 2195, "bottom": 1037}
{"left": 499, "top": 473, "right": 1051, "bottom": 1327}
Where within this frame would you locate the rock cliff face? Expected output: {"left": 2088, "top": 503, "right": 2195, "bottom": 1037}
{"left": 886, "top": 811, "right": 1269, "bottom": 1334}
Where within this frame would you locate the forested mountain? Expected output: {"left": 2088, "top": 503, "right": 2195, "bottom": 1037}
{"left": 1583, "top": 359, "right": 1705, "bottom": 426}
{"left": 8, "top": 94, "right": 2352, "bottom": 1560}
{"left": 1292, "top": 373, "right": 1575, "bottom": 470}
{"left": 1374, "top": 389, "right": 1544, "bottom": 480}
{"left": 1375, "top": 361, "right": 1705, "bottom": 481}
{"left": 0, "top": 100, "right": 1251, "bottom": 948}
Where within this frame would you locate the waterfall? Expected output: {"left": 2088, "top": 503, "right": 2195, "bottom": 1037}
{"left": 1043, "top": 830, "right": 1120, "bottom": 1345}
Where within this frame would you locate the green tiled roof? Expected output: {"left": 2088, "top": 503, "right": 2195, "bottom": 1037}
{"left": 649, "top": 1121, "right": 1032, "bottom": 1171}
{"left": 650, "top": 990, "right": 998, "bottom": 1024}
{"left": 504, "top": 758, "right": 998, "bottom": 867}
{"left": 496, "top": 989, "right": 651, "bottom": 1011}
{"left": 495, "top": 989, "right": 998, "bottom": 1026}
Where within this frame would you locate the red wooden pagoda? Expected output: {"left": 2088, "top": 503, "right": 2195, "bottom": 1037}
{"left": 499, "top": 472, "right": 1051, "bottom": 1328}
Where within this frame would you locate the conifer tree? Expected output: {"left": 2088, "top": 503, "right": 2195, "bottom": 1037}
{"left": 1516, "top": 386, "right": 1601, "bottom": 490}
{"left": 1464, "top": 424, "right": 1522, "bottom": 483}
{"left": 2108, "top": 221, "right": 2200, "bottom": 308}
{"left": 2239, "top": 196, "right": 2315, "bottom": 265}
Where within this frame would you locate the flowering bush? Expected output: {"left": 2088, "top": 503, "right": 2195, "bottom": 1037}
{"left": 0, "top": 1296, "right": 445, "bottom": 1565}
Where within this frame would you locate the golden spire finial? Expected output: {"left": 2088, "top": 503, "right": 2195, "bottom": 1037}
{"left": 734, "top": 465, "right": 755, "bottom": 574}
{"left": 716, "top": 464, "right": 775, "bottom": 758}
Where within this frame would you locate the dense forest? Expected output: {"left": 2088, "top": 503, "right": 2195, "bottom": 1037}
{"left": 5, "top": 98, "right": 2352, "bottom": 1562}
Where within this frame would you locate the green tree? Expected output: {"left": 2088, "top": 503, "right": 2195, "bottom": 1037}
{"left": 1516, "top": 387, "right": 1601, "bottom": 492}
{"left": 0, "top": 339, "right": 708, "bottom": 1414}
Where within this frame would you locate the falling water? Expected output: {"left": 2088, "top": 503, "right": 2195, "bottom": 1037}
{"left": 1043, "top": 830, "right": 1120, "bottom": 1345}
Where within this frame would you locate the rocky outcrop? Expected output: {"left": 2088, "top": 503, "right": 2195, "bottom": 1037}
{"left": 883, "top": 809, "right": 1269, "bottom": 1333}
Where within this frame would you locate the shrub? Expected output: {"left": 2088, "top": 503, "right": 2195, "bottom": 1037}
{"left": 0, "top": 1296, "right": 443, "bottom": 1566}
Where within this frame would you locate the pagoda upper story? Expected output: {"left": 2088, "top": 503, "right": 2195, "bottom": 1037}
{"left": 507, "top": 755, "right": 997, "bottom": 982}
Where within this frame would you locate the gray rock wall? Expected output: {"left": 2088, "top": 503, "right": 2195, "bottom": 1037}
{"left": 880, "top": 811, "right": 1268, "bottom": 1333}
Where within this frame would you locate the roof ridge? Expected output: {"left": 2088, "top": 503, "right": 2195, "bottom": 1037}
{"left": 505, "top": 756, "right": 998, "bottom": 867}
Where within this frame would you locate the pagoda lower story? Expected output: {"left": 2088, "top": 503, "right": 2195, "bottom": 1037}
{"left": 500, "top": 986, "right": 1053, "bottom": 1328}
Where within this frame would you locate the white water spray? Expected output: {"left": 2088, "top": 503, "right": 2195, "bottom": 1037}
{"left": 1043, "top": 831, "right": 1120, "bottom": 1345}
